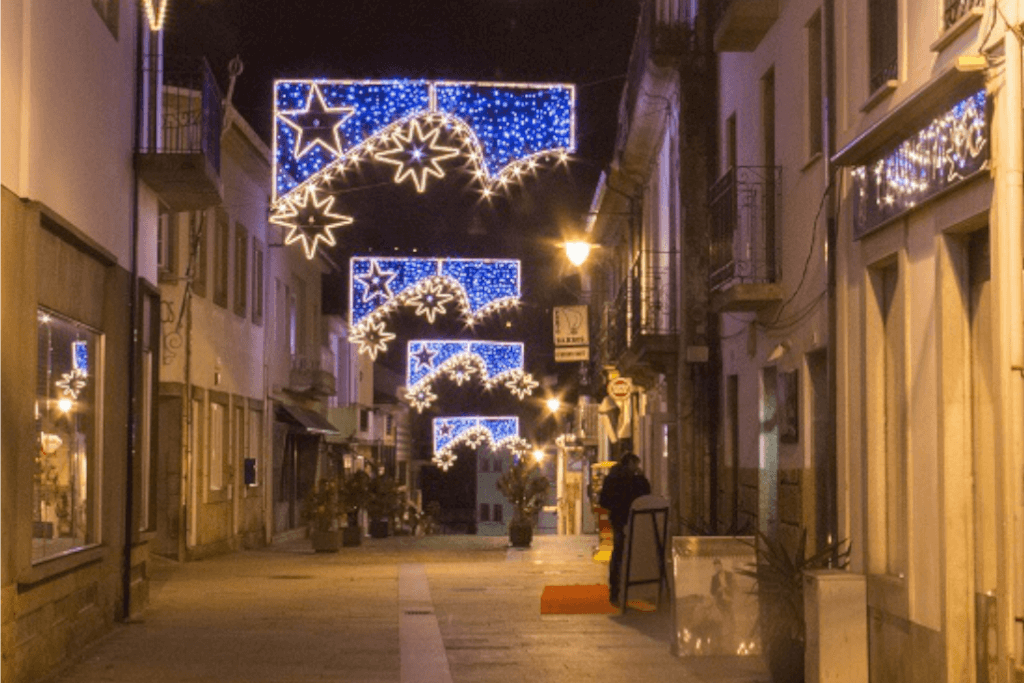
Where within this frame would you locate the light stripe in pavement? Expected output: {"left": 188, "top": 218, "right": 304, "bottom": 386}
{"left": 399, "top": 563, "right": 453, "bottom": 683}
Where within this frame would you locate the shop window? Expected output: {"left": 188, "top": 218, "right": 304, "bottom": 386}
{"left": 209, "top": 402, "right": 226, "bottom": 491}
{"left": 247, "top": 407, "right": 262, "bottom": 489}
{"left": 34, "top": 309, "right": 101, "bottom": 562}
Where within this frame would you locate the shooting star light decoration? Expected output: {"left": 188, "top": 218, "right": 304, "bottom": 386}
{"left": 405, "top": 341, "right": 537, "bottom": 412}
{"left": 349, "top": 257, "right": 520, "bottom": 359}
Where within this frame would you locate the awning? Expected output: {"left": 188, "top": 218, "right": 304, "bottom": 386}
{"left": 275, "top": 403, "right": 340, "bottom": 435}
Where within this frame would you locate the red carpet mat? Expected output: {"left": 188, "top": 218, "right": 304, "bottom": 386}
{"left": 540, "top": 584, "right": 619, "bottom": 614}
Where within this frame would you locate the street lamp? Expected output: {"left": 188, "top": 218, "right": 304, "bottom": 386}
{"left": 564, "top": 241, "right": 591, "bottom": 267}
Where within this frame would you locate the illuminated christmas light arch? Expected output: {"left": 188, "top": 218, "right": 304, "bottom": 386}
{"left": 273, "top": 79, "right": 576, "bottom": 205}
{"left": 405, "top": 340, "right": 537, "bottom": 412}
{"left": 349, "top": 256, "right": 521, "bottom": 359}
{"left": 432, "top": 416, "right": 531, "bottom": 471}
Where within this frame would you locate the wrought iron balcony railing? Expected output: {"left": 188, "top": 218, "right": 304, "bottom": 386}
{"left": 709, "top": 166, "right": 781, "bottom": 290}
{"left": 601, "top": 252, "right": 679, "bottom": 363}
{"left": 944, "top": 0, "right": 984, "bottom": 30}
{"left": 139, "top": 55, "right": 222, "bottom": 167}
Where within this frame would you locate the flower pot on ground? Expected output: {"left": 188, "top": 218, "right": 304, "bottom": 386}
{"left": 737, "top": 529, "right": 850, "bottom": 683}
{"left": 301, "top": 477, "right": 344, "bottom": 553}
{"left": 338, "top": 469, "right": 372, "bottom": 545}
{"left": 496, "top": 456, "right": 550, "bottom": 548}
{"left": 310, "top": 528, "right": 342, "bottom": 552}
{"left": 367, "top": 475, "right": 402, "bottom": 539}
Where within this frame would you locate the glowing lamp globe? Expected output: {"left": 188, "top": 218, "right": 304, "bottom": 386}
{"left": 564, "top": 241, "right": 591, "bottom": 267}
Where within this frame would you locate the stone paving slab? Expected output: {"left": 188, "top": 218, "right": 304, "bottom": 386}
{"left": 43, "top": 534, "right": 767, "bottom": 683}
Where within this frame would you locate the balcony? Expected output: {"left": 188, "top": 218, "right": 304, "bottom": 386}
{"left": 135, "top": 56, "right": 222, "bottom": 211}
{"left": 708, "top": 166, "right": 783, "bottom": 312}
{"left": 287, "top": 348, "right": 336, "bottom": 398}
{"left": 601, "top": 252, "right": 680, "bottom": 374}
{"left": 712, "top": 0, "right": 779, "bottom": 52}
{"left": 944, "top": 0, "right": 984, "bottom": 30}
{"left": 615, "top": 1, "right": 699, "bottom": 179}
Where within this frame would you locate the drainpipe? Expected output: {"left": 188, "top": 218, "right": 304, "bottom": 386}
{"left": 997, "top": 17, "right": 1024, "bottom": 677}
{"left": 122, "top": 7, "right": 144, "bottom": 622}
{"left": 821, "top": 0, "right": 840, "bottom": 560}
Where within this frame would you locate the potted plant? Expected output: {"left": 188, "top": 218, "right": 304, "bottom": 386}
{"left": 737, "top": 528, "right": 850, "bottom": 683}
{"left": 338, "top": 469, "right": 371, "bottom": 547}
{"left": 496, "top": 456, "right": 550, "bottom": 548}
{"left": 367, "top": 475, "right": 402, "bottom": 538}
{"left": 301, "top": 477, "right": 344, "bottom": 552}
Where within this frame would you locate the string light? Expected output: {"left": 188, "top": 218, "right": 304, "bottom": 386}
{"left": 273, "top": 79, "right": 575, "bottom": 203}
{"left": 269, "top": 187, "right": 353, "bottom": 259}
{"left": 349, "top": 257, "right": 521, "bottom": 357}
{"left": 142, "top": 0, "right": 169, "bottom": 31}
{"left": 432, "top": 416, "right": 526, "bottom": 468}
{"left": 277, "top": 83, "right": 356, "bottom": 160}
{"left": 375, "top": 119, "right": 460, "bottom": 192}
{"left": 348, "top": 319, "right": 396, "bottom": 360}
{"left": 852, "top": 89, "right": 987, "bottom": 236}
{"left": 56, "top": 369, "right": 87, "bottom": 399}
{"left": 404, "top": 341, "right": 536, "bottom": 412}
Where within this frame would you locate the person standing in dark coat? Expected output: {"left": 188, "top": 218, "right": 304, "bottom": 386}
{"left": 598, "top": 452, "right": 651, "bottom": 605}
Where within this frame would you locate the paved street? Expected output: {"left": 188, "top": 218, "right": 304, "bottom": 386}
{"left": 45, "top": 535, "right": 768, "bottom": 683}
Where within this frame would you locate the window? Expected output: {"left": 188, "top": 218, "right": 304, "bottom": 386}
{"left": 493, "top": 458, "right": 501, "bottom": 473}
{"left": 725, "top": 113, "right": 737, "bottom": 173}
{"left": 92, "top": 0, "right": 118, "bottom": 38}
{"left": 288, "top": 286, "right": 298, "bottom": 356}
{"left": 234, "top": 223, "right": 248, "bottom": 317}
{"left": 869, "top": 0, "right": 898, "bottom": 93}
{"left": 213, "top": 208, "right": 230, "bottom": 308}
{"left": 761, "top": 68, "right": 778, "bottom": 281}
{"left": 480, "top": 504, "right": 490, "bottom": 522}
{"left": 480, "top": 456, "right": 490, "bottom": 473}
{"left": 34, "top": 309, "right": 101, "bottom": 562}
{"left": 359, "top": 408, "right": 370, "bottom": 433}
{"left": 209, "top": 402, "right": 226, "bottom": 491}
{"left": 252, "top": 241, "right": 264, "bottom": 325}
{"left": 157, "top": 208, "right": 177, "bottom": 279}
{"left": 806, "top": 11, "right": 823, "bottom": 158}
{"left": 493, "top": 505, "right": 503, "bottom": 523}
{"left": 190, "top": 211, "right": 208, "bottom": 298}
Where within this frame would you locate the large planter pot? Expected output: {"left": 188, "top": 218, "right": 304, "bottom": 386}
{"left": 766, "top": 636, "right": 804, "bottom": 683}
{"left": 310, "top": 529, "right": 342, "bottom": 553}
{"left": 342, "top": 525, "right": 362, "bottom": 547}
{"left": 509, "top": 522, "right": 533, "bottom": 548}
{"left": 369, "top": 518, "right": 390, "bottom": 539}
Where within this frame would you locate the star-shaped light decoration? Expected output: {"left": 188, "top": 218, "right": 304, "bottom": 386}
{"left": 350, "top": 319, "right": 395, "bottom": 360}
{"left": 433, "top": 453, "right": 457, "bottom": 472}
{"left": 505, "top": 371, "right": 539, "bottom": 399}
{"left": 464, "top": 428, "right": 486, "bottom": 448}
{"left": 143, "top": 0, "right": 170, "bottom": 31}
{"left": 270, "top": 188, "right": 353, "bottom": 259}
{"left": 56, "top": 369, "right": 88, "bottom": 399}
{"left": 411, "top": 344, "right": 438, "bottom": 371}
{"left": 437, "top": 421, "right": 454, "bottom": 438}
{"left": 446, "top": 359, "right": 479, "bottom": 387}
{"left": 278, "top": 84, "right": 355, "bottom": 160}
{"left": 355, "top": 260, "right": 398, "bottom": 304}
{"left": 406, "top": 386, "right": 438, "bottom": 413}
{"left": 407, "top": 279, "right": 455, "bottom": 323}
{"left": 375, "top": 120, "right": 460, "bottom": 193}
{"left": 506, "top": 437, "right": 533, "bottom": 458}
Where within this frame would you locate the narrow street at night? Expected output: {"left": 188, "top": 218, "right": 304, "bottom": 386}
{"left": 43, "top": 535, "right": 764, "bottom": 683}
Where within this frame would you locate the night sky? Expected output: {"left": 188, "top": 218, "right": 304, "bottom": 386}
{"left": 164, "top": 0, "right": 639, "bottom": 512}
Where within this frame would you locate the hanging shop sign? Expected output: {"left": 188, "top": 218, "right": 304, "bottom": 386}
{"left": 607, "top": 376, "right": 633, "bottom": 401}
{"left": 554, "top": 346, "right": 589, "bottom": 363}
{"left": 553, "top": 305, "right": 588, "bottom": 346}
{"left": 852, "top": 89, "right": 988, "bottom": 238}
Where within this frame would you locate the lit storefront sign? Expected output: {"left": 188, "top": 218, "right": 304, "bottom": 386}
{"left": 852, "top": 89, "right": 988, "bottom": 238}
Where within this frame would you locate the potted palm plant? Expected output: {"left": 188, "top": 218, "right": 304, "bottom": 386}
{"left": 301, "top": 477, "right": 343, "bottom": 552}
{"left": 737, "top": 528, "right": 850, "bottom": 683}
{"left": 496, "top": 456, "right": 550, "bottom": 548}
{"left": 339, "top": 469, "right": 371, "bottom": 547}
{"left": 367, "top": 475, "right": 402, "bottom": 538}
